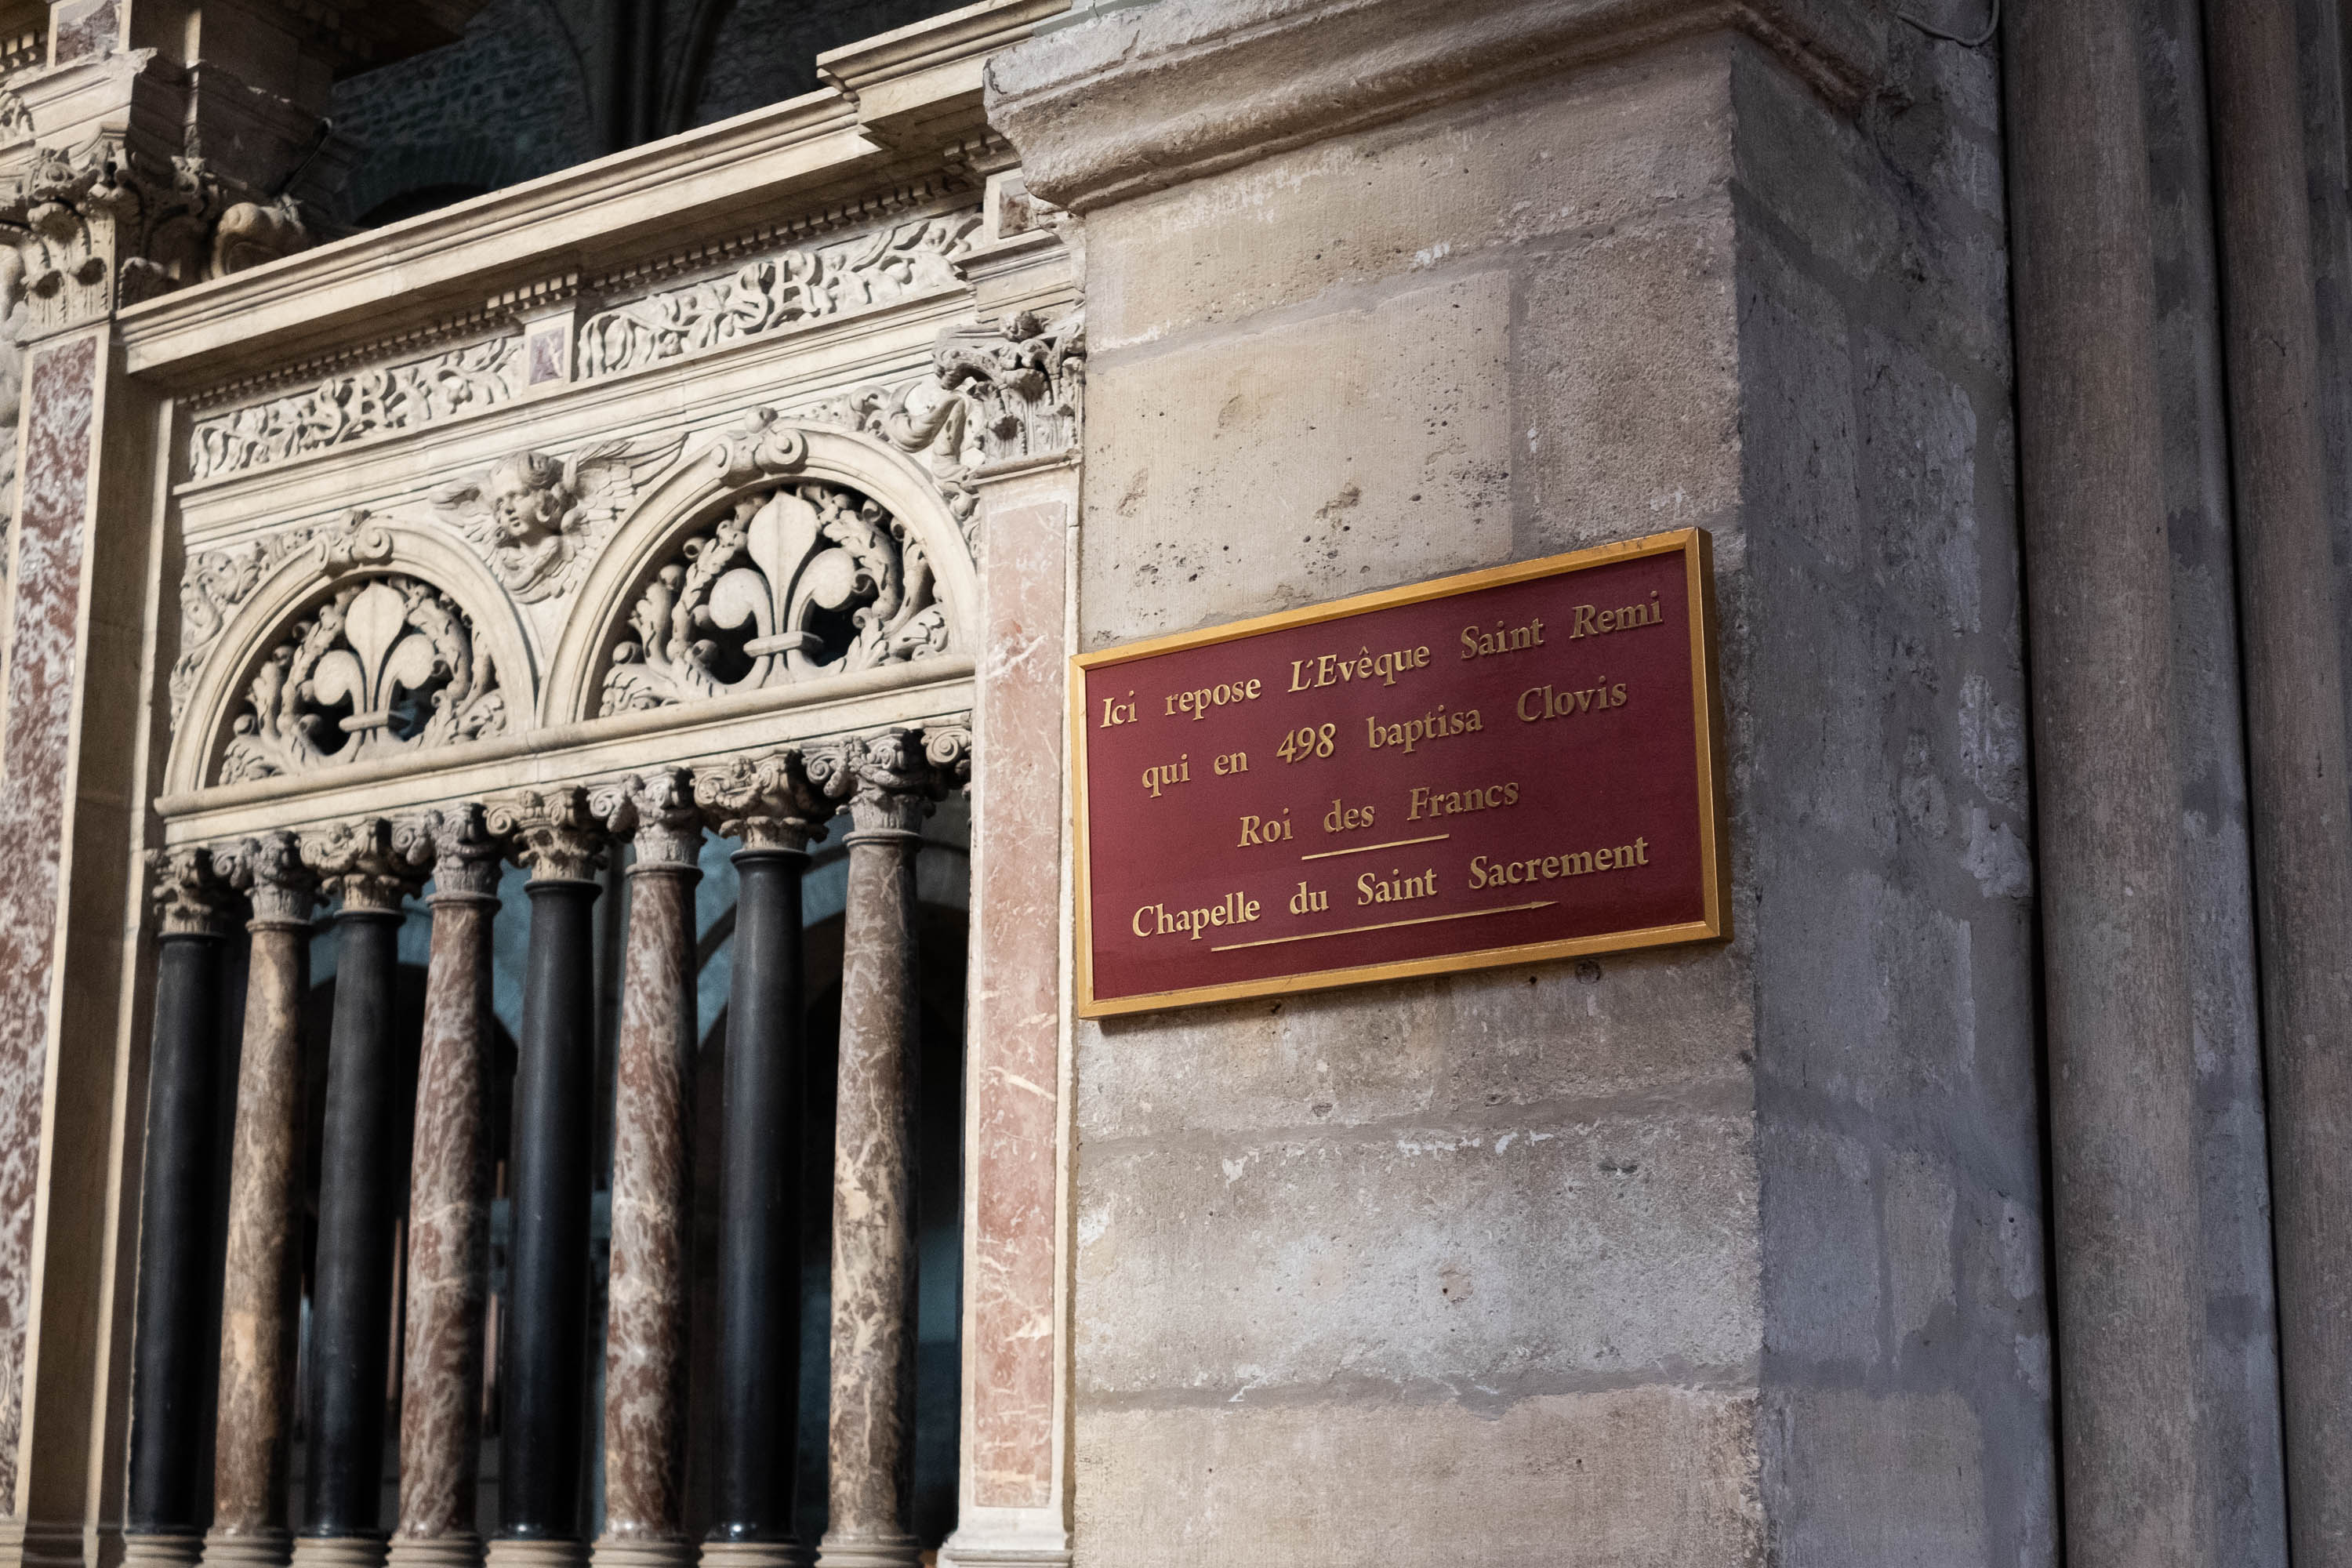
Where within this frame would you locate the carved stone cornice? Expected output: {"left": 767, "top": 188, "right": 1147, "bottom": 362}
{"left": 590, "top": 768, "right": 705, "bottom": 867}
{"left": 692, "top": 749, "right": 832, "bottom": 853}
{"left": 213, "top": 829, "right": 320, "bottom": 928}
{"left": 147, "top": 846, "right": 240, "bottom": 938}
{"left": 486, "top": 787, "right": 609, "bottom": 884}
{"left": 985, "top": 0, "right": 1883, "bottom": 214}
{"left": 300, "top": 816, "right": 424, "bottom": 913}
{"left": 808, "top": 727, "right": 953, "bottom": 839}
{"left": 391, "top": 803, "right": 506, "bottom": 899}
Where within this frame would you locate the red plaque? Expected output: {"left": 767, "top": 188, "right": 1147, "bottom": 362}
{"left": 1072, "top": 528, "right": 1729, "bottom": 1015}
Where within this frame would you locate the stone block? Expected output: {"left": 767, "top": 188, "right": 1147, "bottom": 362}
{"left": 1076, "top": 949, "right": 1754, "bottom": 1145}
{"left": 1762, "top": 1388, "right": 1991, "bottom": 1563}
{"left": 1074, "top": 1108, "right": 1760, "bottom": 1394}
{"left": 1510, "top": 206, "right": 1742, "bottom": 559}
{"left": 1078, "top": 42, "right": 1735, "bottom": 354}
{"left": 1079, "top": 270, "right": 1512, "bottom": 644}
{"left": 1075, "top": 1387, "right": 1762, "bottom": 1568}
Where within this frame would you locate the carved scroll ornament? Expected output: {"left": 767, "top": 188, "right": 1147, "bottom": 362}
{"left": 220, "top": 575, "right": 506, "bottom": 785}
{"left": 577, "top": 213, "right": 981, "bottom": 381}
{"left": 189, "top": 335, "right": 524, "bottom": 481}
{"left": 599, "top": 480, "right": 948, "bottom": 717}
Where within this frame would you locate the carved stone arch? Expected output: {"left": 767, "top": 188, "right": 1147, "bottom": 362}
{"left": 165, "top": 520, "right": 539, "bottom": 796}
{"left": 542, "top": 416, "right": 981, "bottom": 728}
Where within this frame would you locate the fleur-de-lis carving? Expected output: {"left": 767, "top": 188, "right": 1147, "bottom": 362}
{"left": 220, "top": 575, "right": 506, "bottom": 784}
{"left": 314, "top": 581, "right": 443, "bottom": 746}
{"left": 600, "top": 481, "right": 947, "bottom": 717}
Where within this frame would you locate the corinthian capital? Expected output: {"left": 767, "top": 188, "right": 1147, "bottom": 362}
{"left": 486, "top": 787, "right": 609, "bottom": 883}
{"left": 147, "top": 847, "right": 239, "bottom": 938}
{"left": 692, "top": 750, "right": 831, "bottom": 852}
{"left": 301, "top": 817, "right": 426, "bottom": 913}
{"left": 391, "top": 804, "right": 506, "bottom": 898}
{"left": 213, "top": 830, "right": 319, "bottom": 927}
{"left": 807, "top": 727, "right": 949, "bottom": 838}
{"left": 590, "top": 769, "right": 704, "bottom": 866}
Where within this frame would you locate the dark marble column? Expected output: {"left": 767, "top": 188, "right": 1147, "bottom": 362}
{"left": 124, "top": 848, "right": 239, "bottom": 1568}
{"left": 201, "top": 833, "right": 321, "bottom": 1568}
{"left": 297, "top": 821, "right": 427, "bottom": 1568}
{"left": 689, "top": 751, "right": 832, "bottom": 1568}
{"left": 483, "top": 791, "right": 609, "bottom": 1568}
{"left": 809, "top": 731, "right": 951, "bottom": 1568}
{"left": 586, "top": 773, "right": 702, "bottom": 1568}
{"left": 387, "top": 808, "right": 507, "bottom": 1568}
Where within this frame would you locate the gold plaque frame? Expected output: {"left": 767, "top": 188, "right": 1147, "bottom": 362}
{"left": 1069, "top": 527, "right": 1731, "bottom": 1017}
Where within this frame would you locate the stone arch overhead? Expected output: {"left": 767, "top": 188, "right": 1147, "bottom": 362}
{"left": 541, "top": 416, "right": 980, "bottom": 728}
{"left": 166, "top": 521, "right": 539, "bottom": 797}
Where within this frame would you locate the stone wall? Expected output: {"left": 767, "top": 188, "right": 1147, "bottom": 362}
{"left": 1727, "top": 27, "right": 2055, "bottom": 1565}
{"left": 989, "top": 1, "right": 2059, "bottom": 1560}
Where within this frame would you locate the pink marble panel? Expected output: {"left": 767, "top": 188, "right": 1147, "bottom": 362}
{"left": 967, "top": 495, "right": 1069, "bottom": 1510}
{"left": 0, "top": 335, "right": 99, "bottom": 1503}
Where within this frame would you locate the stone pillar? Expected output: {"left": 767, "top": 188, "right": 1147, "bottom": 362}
{"left": 689, "top": 752, "right": 832, "bottom": 1568}
{"left": 586, "top": 774, "right": 702, "bottom": 1568}
{"left": 2205, "top": 5, "right": 2352, "bottom": 1561}
{"left": 201, "top": 834, "right": 321, "bottom": 1568}
{"left": 123, "top": 850, "right": 239, "bottom": 1568}
{"left": 296, "top": 822, "right": 425, "bottom": 1568}
{"left": 2005, "top": 4, "right": 2208, "bottom": 1565}
{"left": 387, "top": 808, "right": 507, "bottom": 1568}
{"left": 482, "top": 792, "right": 609, "bottom": 1568}
{"left": 810, "top": 732, "right": 949, "bottom": 1568}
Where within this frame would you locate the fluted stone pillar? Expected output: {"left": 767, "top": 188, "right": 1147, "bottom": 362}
{"left": 298, "top": 822, "right": 427, "bottom": 1568}
{"left": 586, "top": 774, "right": 703, "bottom": 1568}
{"left": 484, "top": 791, "right": 610, "bottom": 1568}
{"left": 691, "top": 752, "right": 832, "bottom": 1568}
{"left": 202, "top": 834, "right": 321, "bottom": 1568}
{"left": 387, "top": 808, "right": 507, "bottom": 1568}
{"left": 124, "top": 849, "right": 240, "bottom": 1568}
{"left": 811, "top": 732, "right": 949, "bottom": 1568}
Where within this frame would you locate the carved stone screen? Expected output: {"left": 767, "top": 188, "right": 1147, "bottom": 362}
{"left": 1073, "top": 529, "right": 1730, "bottom": 1015}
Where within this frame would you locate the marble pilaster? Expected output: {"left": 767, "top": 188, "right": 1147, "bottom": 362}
{"left": 387, "top": 807, "right": 507, "bottom": 1568}
{"left": 808, "top": 731, "right": 952, "bottom": 1568}
{"left": 586, "top": 774, "right": 702, "bottom": 1568}
{"left": 201, "top": 833, "right": 321, "bottom": 1568}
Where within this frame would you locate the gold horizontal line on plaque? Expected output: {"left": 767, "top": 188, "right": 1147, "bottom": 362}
{"left": 1296, "top": 833, "right": 1451, "bottom": 862}
{"left": 1210, "top": 901, "right": 1554, "bottom": 953}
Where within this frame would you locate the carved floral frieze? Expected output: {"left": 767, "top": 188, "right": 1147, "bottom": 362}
{"left": 599, "top": 477, "right": 948, "bottom": 717}
{"left": 219, "top": 575, "right": 506, "bottom": 785}
{"left": 578, "top": 214, "right": 981, "bottom": 380}
{"left": 188, "top": 334, "right": 524, "bottom": 481}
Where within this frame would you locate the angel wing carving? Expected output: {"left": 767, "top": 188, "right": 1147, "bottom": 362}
{"left": 434, "top": 432, "right": 684, "bottom": 603}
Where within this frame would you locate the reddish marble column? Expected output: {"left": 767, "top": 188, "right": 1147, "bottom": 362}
{"left": 388, "top": 807, "right": 507, "bottom": 1568}
{"left": 586, "top": 774, "right": 702, "bottom": 1568}
{"left": 0, "top": 333, "right": 100, "bottom": 1506}
{"left": 811, "top": 732, "right": 951, "bottom": 1568}
{"left": 201, "top": 833, "right": 321, "bottom": 1568}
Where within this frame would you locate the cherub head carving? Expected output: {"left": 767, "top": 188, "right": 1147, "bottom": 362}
{"left": 487, "top": 452, "right": 572, "bottom": 550}
{"left": 435, "top": 435, "right": 683, "bottom": 604}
